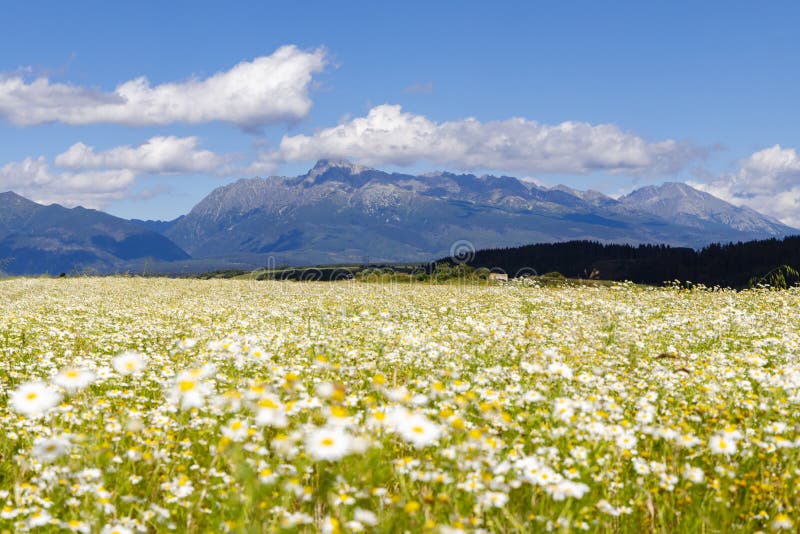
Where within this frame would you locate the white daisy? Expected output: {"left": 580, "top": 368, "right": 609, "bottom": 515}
{"left": 161, "top": 475, "right": 194, "bottom": 499}
{"left": 9, "top": 382, "right": 61, "bottom": 418}
{"left": 353, "top": 509, "right": 378, "bottom": 526}
{"left": 479, "top": 491, "right": 509, "bottom": 508}
{"left": 560, "top": 481, "right": 590, "bottom": 499}
{"left": 546, "top": 362, "right": 574, "bottom": 380}
{"left": 253, "top": 395, "right": 288, "bottom": 428}
{"left": 773, "top": 513, "right": 793, "bottom": 530}
{"left": 708, "top": 434, "right": 737, "bottom": 455}
{"left": 61, "top": 519, "right": 90, "bottom": 533}
{"left": 305, "top": 426, "right": 353, "bottom": 461}
{"left": 222, "top": 418, "right": 249, "bottom": 442}
{"left": 168, "top": 368, "right": 213, "bottom": 409}
{"left": 397, "top": 413, "right": 442, "bottom": 448}
{"left": 53, "top": 367, "right": 96, "bottom": 393}
{"left": 111, "top": 351, "right": 146, "bottom": 376}
{"left": 177, "top": 338, "right": 197, "bottom": 350}
{"left": 682, "top": 464, "right": 704, "bottom": 484}
{"left": 31, "top": 435, "right": 71, "bottom": 463}
{"left": 26, "top": 508, "right": 52, "bottom": 528}
{"left": 615, "top": 433, "right": 637, "bottom": 450}
{"left": 675, "top": 433, "right": 701, "bottom": 448}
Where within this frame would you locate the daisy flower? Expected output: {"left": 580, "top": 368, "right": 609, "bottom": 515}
{"left": 177, "top": 338, "right": 197, "bottom": 350}
{"left": 397, "top": 413, "right": 443, "bottom": 448}
{"left": 773, "top": 513, "right": 793, "bottom": 530}
{"left": 111, "top": 351, "right": 146, "bottom": 376}
{"left": 254, "top": 394, "right": 288, "bottom": 428}
{"left": 708, "top": 434, "right": 737, "bottom": 455}
{"left": 61, "top": 519, "right": 90, "bottom": 533}
{"left": 9, "top": 381, "right": 61, "bottom": 418}
{"left": 353, "top": 509, "right": 378, "bottom": 526}
{"left": 101, "top": 524, "right": 133, "bottom": 534}
{"left": 168, "top": 368, "right": 213, "bottom": 409}
{"left": 31, "top": 435, "right": 71, "bottom": 463}
{"left": 615, "top": 433, "right": 638, "bottom": 450}
{"left": 53, "top": 367, "right": 96, "bottom": 393}
{"left": 682, "top": 464, "right": 704, "bottom": 484}
{"left": 305, "top": 426, "right": 354, "bottom": 461}
{"left": 27, "top": 509, "right": 52, "bottom": 528}
{"left": 222, "top": 418, "right": 249, "bottom": 442}
{"left": 479, "top": 491, "right": 509, "bottom": 508}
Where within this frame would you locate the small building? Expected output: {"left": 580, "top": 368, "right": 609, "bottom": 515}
{"left": 488, "top": 273, "right": 508, "bottom": 283}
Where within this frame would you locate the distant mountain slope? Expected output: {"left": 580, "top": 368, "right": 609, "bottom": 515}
{"left": 0, "top": 192, "right": 190, "bottom": 275}
{"left": 130, "top": 216, "right": 185, "bottom": 234}
{"left": 619, "top": 182, "right": 793, "bottom": 235}
{"left": 164, "top": 160, "right": 797, "bottom": 264}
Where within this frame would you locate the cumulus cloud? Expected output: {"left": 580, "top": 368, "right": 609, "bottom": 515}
{"left": 270, "top": 104, "right": 701, "bottom": 176}
{"left": 690, "top": 145, "right": 800, "bottom": 227}
{"left": 0, "top": 45, "right": 327, "bottom": 128}
{"left": 0, "top": 157, "right": 136, "bottom": 208}
{"left": 55, "top": 136, "right": 226, "bottom": 174}
{"left": 0, "top": 136, "right": 235, "bottom": 208}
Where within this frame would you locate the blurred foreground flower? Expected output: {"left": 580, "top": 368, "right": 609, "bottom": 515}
{"left": 9, "top": 381, "right": 61, "bottom": 418}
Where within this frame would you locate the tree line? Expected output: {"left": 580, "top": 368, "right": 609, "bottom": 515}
{"left": 443, "top": 236, "right": 800, "bottom": 288}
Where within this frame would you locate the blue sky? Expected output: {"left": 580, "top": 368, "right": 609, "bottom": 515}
{"left": 1, "top": 1, "right": 799, "bottom": 223}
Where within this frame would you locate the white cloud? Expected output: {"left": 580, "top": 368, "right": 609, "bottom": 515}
{"left": 241, "top": 158, "right": 280, "bottom": 177}
{"left": 0, "top": 45, "right": 326, "bottom": 128}
{"left": 0, "top": 157, "right": 136, "bottom": 208}
{"left": 271, "top": 104, "right": 701, "bottom": 176}
{"left": 0, "top": 136, "right": 234, "bottom": 208}
{"left": 55, "top": 136, "right": 225, "bottom": 174}
{"left": 691, "top": 145, "right": 800, "bottom": 228}
{"left": 737, "top": 144, "right": 800, "bottom": 191}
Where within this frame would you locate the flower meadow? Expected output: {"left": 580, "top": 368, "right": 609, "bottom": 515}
{"left": 1, "top": 278, "right": 800, "bottom": 533}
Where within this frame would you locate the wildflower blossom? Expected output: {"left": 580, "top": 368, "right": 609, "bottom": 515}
{"left": 222, "top": 418, "right": 250, "bottom": 441}
{"left": 773, "top": 513, "right": 793, "bottom": 530}
{"left": 53, "top": 367, "right": 96, "bottom": 392}
{"left": 168, "top": 367, "right": 214, "bottom": 409}
{"left": 305, "top": 426, "right": 354, "bottom": 461}
{"left": 682, "top": 465, "right": 704, "bottom": 484}
{"left": 111, "top": 351, "right": 146, "bottom": 375}
{"left": 31, "top": 435, "right": 71, "bottom": 463}
{"left": 9, "top": 381, "right": 61, "bottom": 418}
{"left": 253, "top": 394, "right": 288, "bottom": 427}
{"left": 396, "top": 412, "right": 443, "bottom": 448}
{"left": 709, "top": 434, "right": 738, "bottom": 455}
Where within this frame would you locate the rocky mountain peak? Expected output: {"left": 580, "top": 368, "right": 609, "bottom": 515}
{"left": 0, "top": 190, "right": 37, "bottom": 205}
{"left": 306, "top": 159, "right": 370, "bottom": 179}
{"left": 619, "top": 182, "right": 787, "bottom": 233}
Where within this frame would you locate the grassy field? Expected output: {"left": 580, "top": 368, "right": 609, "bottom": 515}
{"left": 1, "top": 278, "right": 799, "bottom": 533}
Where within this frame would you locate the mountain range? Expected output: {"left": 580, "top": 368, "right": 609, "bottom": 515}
{"left": 0, "top": 191, "right": 188, "bottom": 274}
{"left": 0, "top": 160, "right": 796, "bottom": 274}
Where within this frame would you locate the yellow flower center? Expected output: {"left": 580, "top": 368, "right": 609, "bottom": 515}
{"left": 258, "top": 398, "right": 278, "bottom": 409}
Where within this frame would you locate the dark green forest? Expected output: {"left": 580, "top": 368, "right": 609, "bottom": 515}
{"left": 443, "top": 236, "right": 800, "bottom": 288}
